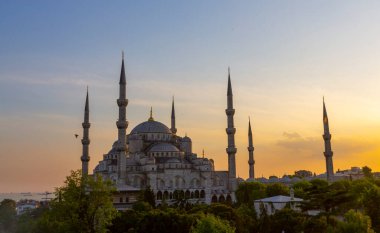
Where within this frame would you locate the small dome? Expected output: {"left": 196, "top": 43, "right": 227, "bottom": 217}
{"left": 131, "top": 120, "right": 171, "bottom": 134}
{"left": 149, "top": 143, "right": 179, "bottom": 152}
{"left": 107, "top": 141, "right": 118, "bottom": 154}
{"left": 182, "top": 136, "right": 192, "bottom": 142}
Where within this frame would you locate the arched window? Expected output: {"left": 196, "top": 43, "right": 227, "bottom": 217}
{"left": 219, "top": 195, "right": 225, "bottom": 202}
{"left": 185, "top": 190, "right": 190, "bottom": 199}
{"left": 179, "top": 190, "right": 185, "bottom": 199}
{"left": 200, "top": 190, "right": 205, "bottom": 198}
{"left": 173, "top": 190, "right": 179, "bottom": 200}
{"left": 211, "top": 195, "right": 218, "bottom": 203}
{"left": 226, "top": 194, "right": 232, "bottom": 204}
{"left": 195, "top": 190, "right": 200, "bottom": 198}
{"left": 157, "top": 191, "right": 162, "bottom": 200}
{"left": 119, "top": 197, "right": 123, "bottom": 203}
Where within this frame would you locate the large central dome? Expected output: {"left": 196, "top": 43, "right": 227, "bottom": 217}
{"left": 130, "top": 120, "right": 171, "bottom": 134}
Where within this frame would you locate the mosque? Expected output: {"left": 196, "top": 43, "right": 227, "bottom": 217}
{"left": 79, "top": 55, "right": 334, "bottom": 209}
{"left": 79, "top": 55, "right": 254, "bottom": 209}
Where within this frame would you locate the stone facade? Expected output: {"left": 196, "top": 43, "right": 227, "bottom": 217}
{"left": 89, "top": 57, "right": 236, "bottom": 209}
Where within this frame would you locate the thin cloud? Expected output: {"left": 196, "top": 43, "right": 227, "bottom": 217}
{"left": 276, "top": 132, "right": 378, "bottom": 159}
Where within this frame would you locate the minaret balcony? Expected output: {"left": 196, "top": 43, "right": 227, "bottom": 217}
{"left": 226, "top": 147, "right": 237, "bottom": 154}
{"left": 116, "top": 120, "right": 129, "bottom": 129}
{"left": 81, "top": 155, "right": 90, "bottom": 162}
{"left": 225, "top": 128, "right": 236, "bottom": 134}
{"left": 225, "top": 109, "right": 235, "bottom": 115}
{"left": 248, "top": 160, "right": 255, "bottom": 165}
{"left": 324, "top": 151, "right": 333, "bottom": 157}
{"left": 81, "top": 139, "right": 90, "bottom": 145}
{"left": 82, "top": 122, "right": 91, "bottom": 128}
{"left": 323, "top": 134, "right": 331, "bottom": 140}
{"left": 117, "top": 99, "right": 128, "bottom": 107}
{"left": 247, "top": 146, "right": 254, "bottom": 151}
{"left": 116, "top": 145, "right": 127, "bottom": 152}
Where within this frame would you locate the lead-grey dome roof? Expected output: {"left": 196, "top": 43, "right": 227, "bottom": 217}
{"left": 182, "top": 136, "right": 192, "bottom": 142}
{"left": 149, "top": 143, "right": 179, "bottom": 152}
{"left": 130, "top": 120, "right": 171, "bottom": 134}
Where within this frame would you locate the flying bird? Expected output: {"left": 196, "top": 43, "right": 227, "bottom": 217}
{"left": 75, "top": 134, "right": 79, "bottom": 138}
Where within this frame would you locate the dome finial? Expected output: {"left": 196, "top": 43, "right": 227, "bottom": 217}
{"left": 148, "top": 106, "right": 154, "bottom": 121}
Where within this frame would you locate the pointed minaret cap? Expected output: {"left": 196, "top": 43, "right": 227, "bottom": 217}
{"left": 171, "top": 96, "right": 175, "bottom": 118}
{"left": 248, "top": 116, "right": 252, "bottom": 136}
{"left": 119, "top": 51, "right": 126, "bottom": 84}
{"left": 227, "top": 67, "right": 232, "bottom": 96}
{"left": 323, "top": 96, "right": 328, "bottom": 123}
{"left": 148, "top": 106, "right": 154, "bottom": 121}
{"left": 85, "top": 86, "right": 89, "bottom": 111}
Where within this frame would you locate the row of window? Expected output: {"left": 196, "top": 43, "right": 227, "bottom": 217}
{"left": 211, "top": 194, "right": 232, "bottom": 203}
{"left": 119, "top": 197, "right": 130, "bottom": 203}
{"left": 156, "top": 190, "right": 206, "bottom": 200}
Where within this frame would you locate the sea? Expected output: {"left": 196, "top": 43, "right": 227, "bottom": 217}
{"left": 0, "top": 192, "right": 56, "bottom": 202}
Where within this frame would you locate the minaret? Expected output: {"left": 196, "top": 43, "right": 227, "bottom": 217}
{"left": 225, "top": 67, "right": 237, "bottom": 190}
{"left": 81, "top": 88, "right": 90, "bottom": 177}
{"left": 323, "top": 97, "right": 334, "bottom": 182}
{"left": 248, "top": 117, "right": 255, "bottom": 179}
{"left": 171, "top": 97, "right": 177, "bottom": 134}
{"left": 116, "top": 52, "right": 128, "bottom": 180}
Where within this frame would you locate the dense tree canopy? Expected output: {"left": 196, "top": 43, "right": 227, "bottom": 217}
{"left": 0, "top": 199, "right": 17, "bottom": 232}
{"left": 5, "top": 173, "right": 380, "bottom": 233}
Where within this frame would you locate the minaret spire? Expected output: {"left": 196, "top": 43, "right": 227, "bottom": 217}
{"left": 149, "top": 106, "right": 154, "bottom": 121}
{"left": 225, "top": 67, "right": 237, "bottom": 191}
{"left": 171, "top": 96, "right": 177, "bottom": 134}
{"left": 323, "top": 97, "right": 334, "bottom": 182}
{"left": 81, "top": 87, "right": 90, "bottom": 177}
{"left": 248, "top": 117, "right": 255, "bottom": 179}
{"left": 116, "top": 53, "right": 128, "bottom": 181}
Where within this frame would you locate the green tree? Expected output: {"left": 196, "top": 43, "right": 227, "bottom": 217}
{"left": 349, "top": 179, "right": 374, "bottom": 210}
{"left": 0, "top": 199, "right": 16, "bottom": 232}
{"left": 302, "top": 215, "right": 328, "bottom": 233}
{"left": 138, "top": 208, "right": 199, "bottom": 233}
{"left": 138, "top": 186, "right": 156, "bottom": 208}
{"left": 15, "top": 206, "right": 49, "bottom": 233}
{"left": 362, "top": 166, "right": 373, "bottom": 179}
{"left": 334, "top": 210, "right": 374, "bottom": 233}
{"left": 362, "top": 186, "right": 380, "bottom": 232}
{"left": 292, "top": 180, "right": 312, "bottom": 199}
{"left": 36, "top": 170, "right": 117, "bottom": 233}
{"left": 270, "top": 209, "right": 305, "bottom": 233}
{"left": 191, "top": 214, "right": 235, "bottom": 233}
{"left": 266, "top": 183, "right": 289, "bottom": 197}
{"left": 235, "top": 182, "right": 266, "bottom": 206}
{"left": 235, "top": 204, "right": 257, "bottom": 233}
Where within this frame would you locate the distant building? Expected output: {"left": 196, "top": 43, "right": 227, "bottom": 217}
{"left": 16, "top": 200, "right": 39, "bottom": 215}
{"left": 254, "top": 189, "right": 303, "bottom": 215}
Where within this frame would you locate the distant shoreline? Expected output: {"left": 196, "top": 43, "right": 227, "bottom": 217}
{"left": 0, "top": 192, "right": 55, "bottom": 202}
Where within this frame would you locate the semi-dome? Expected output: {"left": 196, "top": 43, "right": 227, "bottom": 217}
{"left": 149, "top": 143, "right": 179, "bottom": 152}
{"left": 182, "top": 135, "right": 192, "bottom": 142}
{"left": 130, "top": 120, "right": 171, "bottom": 134}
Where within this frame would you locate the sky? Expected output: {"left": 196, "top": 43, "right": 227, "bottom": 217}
{"left": 1, "top": 1, "right": 380, "bottom": 192}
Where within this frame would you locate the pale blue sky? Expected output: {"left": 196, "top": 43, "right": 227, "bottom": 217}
{"left": 1, "top": 1, "right": 380, "bottom": 192}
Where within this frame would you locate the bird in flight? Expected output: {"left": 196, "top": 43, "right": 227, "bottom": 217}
{"left": 75, "top": 134, "right": 79, "bottom": 138}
